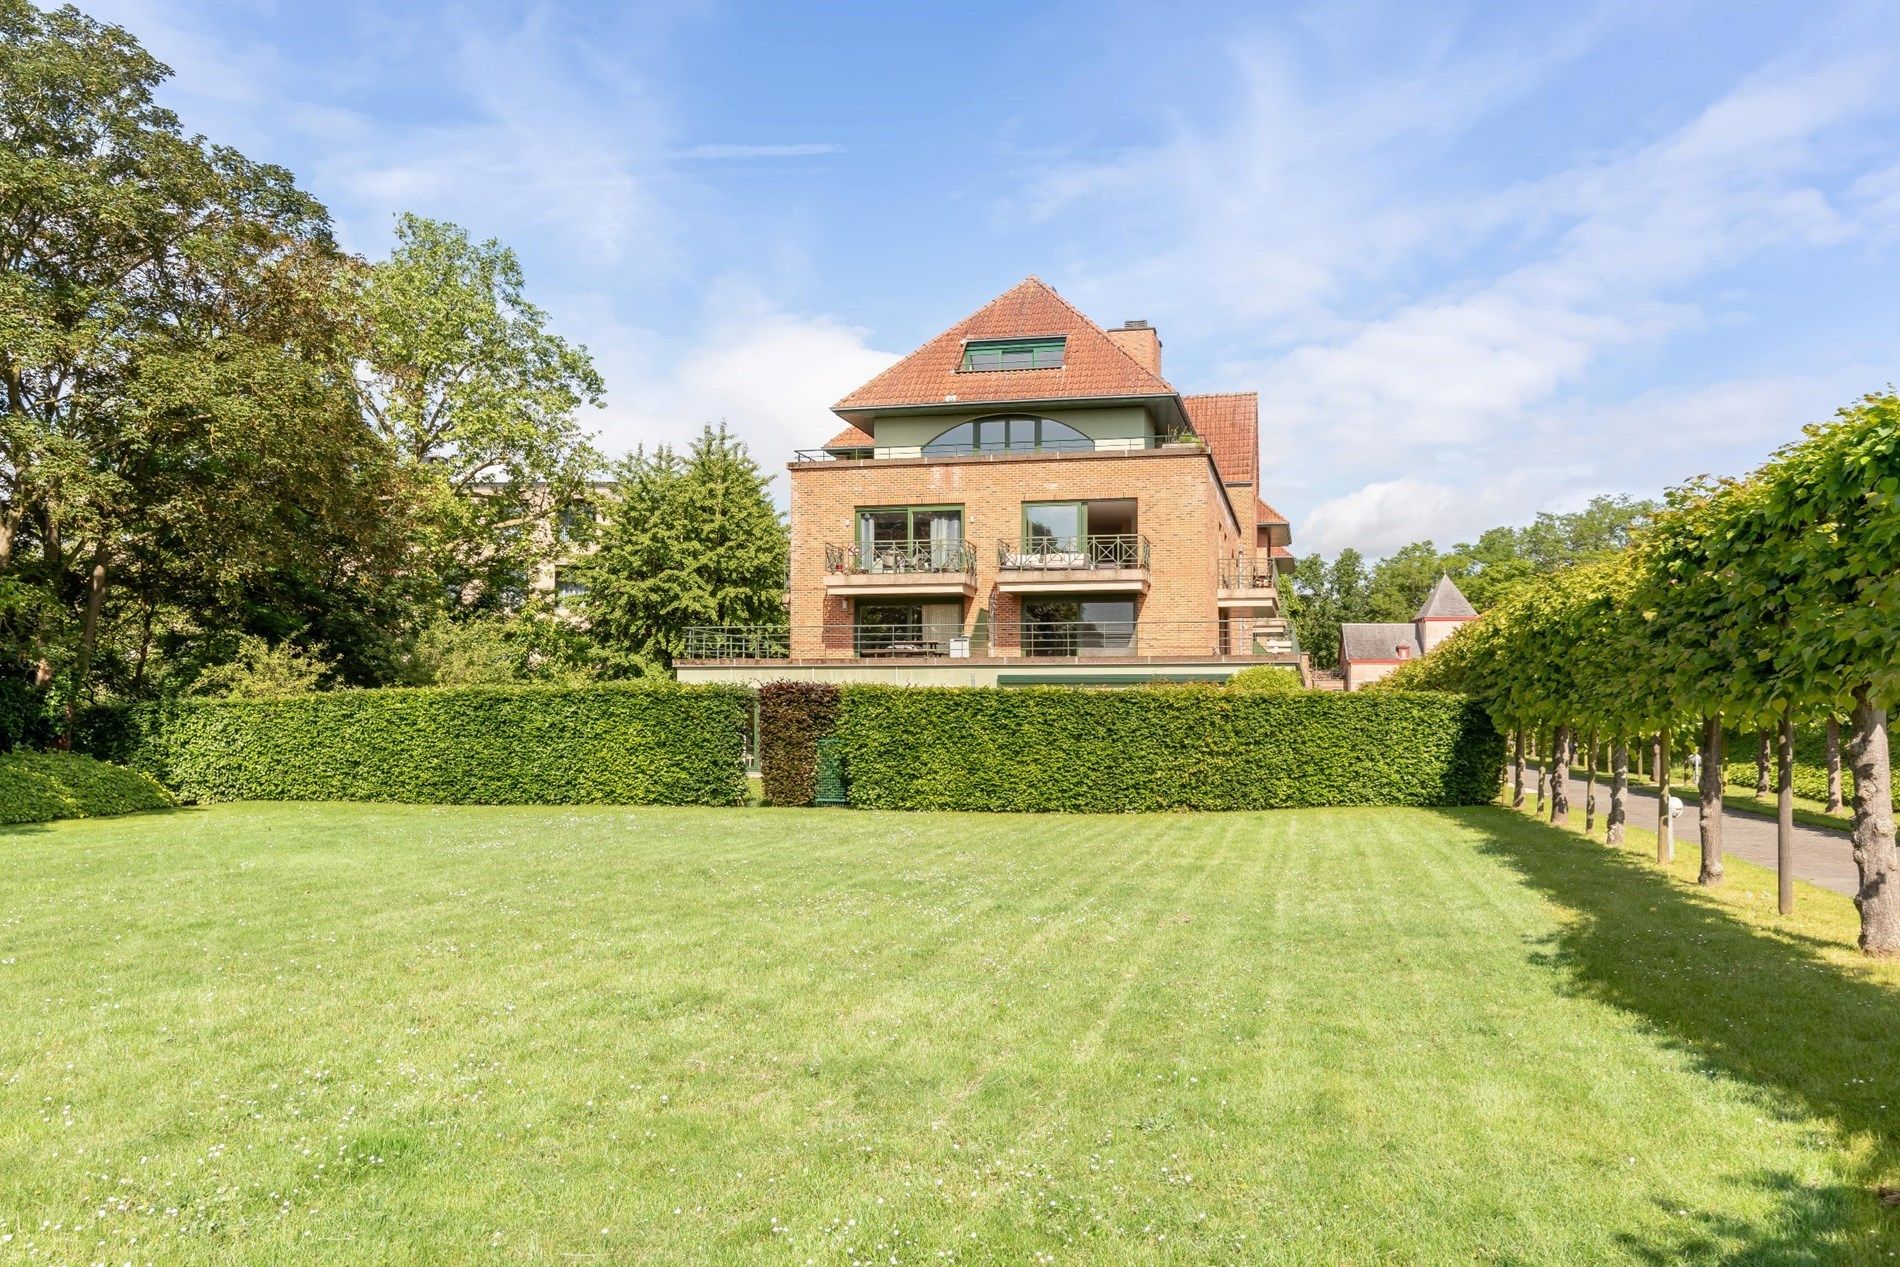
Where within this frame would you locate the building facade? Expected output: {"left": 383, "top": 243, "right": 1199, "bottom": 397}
{"left": 677, "top": 277, "right": 1300, "bottom": 686}
{"left": 1339, "top": 574, "right": 1479, "bottom": 691}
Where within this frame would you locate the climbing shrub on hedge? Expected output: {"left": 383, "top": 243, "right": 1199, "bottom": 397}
{"left": 0, "top": 752, "right": 174, "bottom": 825}
{"left": 833, "top": 686, "right": 1502, "bottom": 812}
{"left": 135, "top": 682, "right": 748, "bottom": 806}
{"left": 759, "top": 681, "right": 842, "bottom": 806}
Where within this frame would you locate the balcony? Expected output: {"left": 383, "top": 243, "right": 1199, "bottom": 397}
{"left": 792, "top": 435, "right": 1198, "bottom": 464}
{"left": 821, "top": 540, "right": 978, "bottom": 599}
{"left": 994, "top": 535, "right": 1151, "bottom": 595}
{"left": 680, "top": 617, "right": 1298, "bottom": 664}
{"left": 1217, "top": 554, "right": 1281, "bottom": 612}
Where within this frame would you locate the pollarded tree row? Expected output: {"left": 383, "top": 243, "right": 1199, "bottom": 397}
{"left": 1381, "top": 393, "right": 1899, "bottom": 957}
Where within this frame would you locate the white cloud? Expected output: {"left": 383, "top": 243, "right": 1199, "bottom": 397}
{"left": 1025, "top": 19, "right": 1900, "bottom": 555}
{"left": 1298, "top": 367, "right": 1881, "bottom": 558}
{"left": 84, "top": 0, "right": 686, "bottom": 266}
{"left": 571, "top": 289, "right": 898, "bottom": 498}
{"left": 1254, "top": 55, "right": 1886, "bottom": 472}
{"left": 1300, "top": 474, "right": 1568, "bottom": 557}
{"left": 677, "top": 143, "right": 844, "bottom": 159}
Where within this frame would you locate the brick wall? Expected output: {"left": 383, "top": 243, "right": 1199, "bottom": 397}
{"left": 788, "top": 448, "right": 1248, "bottom": 658}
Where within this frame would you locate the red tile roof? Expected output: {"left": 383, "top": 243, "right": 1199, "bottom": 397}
{"left": 1256, "top": 497, "right": 1287, "bottom": 525}
{"left": 1182, "top": 392, "right": 1257, "bottom": 486}
{"left": 824, "top": 424, "right": 874, "bottom": 449}
{"left": 1269, "top": 544, "right": 1294, "bottom": 559}
{"left": 832, "top": 277, "right": 1175, "bottom": 414}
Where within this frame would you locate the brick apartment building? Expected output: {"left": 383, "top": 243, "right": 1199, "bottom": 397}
{"left": 676, "top": 277, "right": 1302, "bottom": 686}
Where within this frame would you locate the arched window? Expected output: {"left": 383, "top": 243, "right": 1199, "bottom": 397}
{"left": 922, "top": 415, "right": 1095, "bottom": 456}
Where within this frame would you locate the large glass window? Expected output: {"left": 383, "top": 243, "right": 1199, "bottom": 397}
{"left": 922, "top": 415, "right": 1094, "bottom": 456}
{"left": 1023, "top": 502, "right": 1083, "bottom": 551}
{"left": 855, "top": 601, "right": 963, "bottom": 656}
{"left": 1021, "top": 597, "right": 1136, "bottom": 657}
{"left": 856, "top": 506, "right": 964, "bottom": 571}
{"left": 961, "top": 337, "right": 1065, "bottom": 371}
{"left": 1014, "top": 500, "right": 1141, "bottom": 567}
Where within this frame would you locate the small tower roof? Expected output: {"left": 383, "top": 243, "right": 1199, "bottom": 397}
{"left": 1416, "top": 574, "right": 1478, "bottom": 621}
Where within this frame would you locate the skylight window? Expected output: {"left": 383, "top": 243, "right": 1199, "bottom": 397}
{"left": 961, "top": 337, "right": 1065, "bottom": 371}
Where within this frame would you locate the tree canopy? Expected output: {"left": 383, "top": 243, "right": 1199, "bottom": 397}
{"left": 1291, "top": 495, "right": 1656, "bottom": 669}
{"left": 578, "top": 425, "right": 788, "bottom": 670}
{"left": 1399, "top": 395, "right": 1899, "bottom": 956}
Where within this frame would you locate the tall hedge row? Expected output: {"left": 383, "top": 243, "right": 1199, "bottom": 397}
{"left": 828, "top": 686, "right": 1503, "bottom": 813}
{"left": 120, "top": 683, "right": 748, "bottom": 806}
{"left": 759, "top": 681, "right": 842, "bottom": 806}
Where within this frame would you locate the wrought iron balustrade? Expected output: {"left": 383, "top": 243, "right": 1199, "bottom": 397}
{"left": 1219, "top": 554, "right": 1281, "bottom": 591}
{"left": 996, "top": 534, "right": 1151, "bottom": 570}
{"left": 824, "top": 539, "right": 976, "bottom": 576}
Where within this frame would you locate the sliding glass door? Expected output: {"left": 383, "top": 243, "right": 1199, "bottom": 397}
{"left": 855, "top": 601, "right": 963, "bottom": 655}
{"left": 1021, "top": 597, "right": 1136, "bottom": 656}
{"left": 856, "top": 506, "right": 963, "bottom": 571}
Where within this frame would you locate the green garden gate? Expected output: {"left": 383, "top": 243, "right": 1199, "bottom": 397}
{"left": 813, "top": 737, "right": 847, "bottom": 806}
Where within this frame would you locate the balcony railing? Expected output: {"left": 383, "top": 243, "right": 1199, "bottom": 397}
{"left": 825, "top": 539, "right": 977, "bottom": 577}
{"left": 1219, "top": 554, "right": 1281, "bottom": 591}
{"left": 680, "top": 618, "right": 1298, "bottom": 663}
{"left": 683, "top": 626, "right": 792, "bottom": 660}
{"left": 996, "top": 534, "right": 1150, "bottom": 570}
{"left": 793, "top": 435, "right": 1202, "bottom": 463}
{"left": 683, "top": 624, "right": 959, "bottom": 659}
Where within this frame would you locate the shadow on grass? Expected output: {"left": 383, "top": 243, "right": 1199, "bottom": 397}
{"left": 1440, "top": 806, "right": 1897, "bottom": 1263}
{"left": 0, "top": 805, "right": 179, "bottom": 839}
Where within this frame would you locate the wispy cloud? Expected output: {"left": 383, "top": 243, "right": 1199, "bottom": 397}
{"left": 1018, "top": 9, "right": 1900, "bottom": 553}
{"left": 572, "top": 283, "right": 897, "bottom": 498}
{"left": 676, "top": 143, "right": 844, "bottom": 159}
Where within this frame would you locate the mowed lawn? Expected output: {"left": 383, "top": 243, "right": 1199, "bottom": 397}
{"left": 4, "top": 804, "right": 1898, "bottom": 1263}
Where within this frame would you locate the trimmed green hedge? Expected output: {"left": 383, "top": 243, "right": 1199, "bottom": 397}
{"left": 0, "top": 751, "right": 175, "bottom": 825}
{"left": 122, "top": 683, "right": 748, "bottom": 806}
{"left": 1228, "top": 665, "right": 1305, "bottom": 693}
{"left": 832, "top": 686, "right": 1503, "bottom": 812}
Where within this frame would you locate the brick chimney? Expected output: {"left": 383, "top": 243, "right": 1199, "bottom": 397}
{"left": 1107, "top": 319, "right": 1162, "bottom": 376}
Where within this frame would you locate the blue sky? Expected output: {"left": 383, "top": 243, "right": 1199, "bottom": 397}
{"left": 86, "top": 0, "right": 1900, "bottom": 554}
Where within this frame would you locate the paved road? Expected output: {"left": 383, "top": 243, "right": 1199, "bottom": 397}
{"left": 1521, "top": 768, "right": 1859, "bottom": 897}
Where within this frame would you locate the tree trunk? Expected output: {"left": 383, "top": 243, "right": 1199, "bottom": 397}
{"left": 1512, "top": 724, "right": 1526, "bottom": 808}
{"left": 1777, "top": 711, "right": 1795, "bottom": 916}
{"left": 1826, "top": 717, "right": 1844, "bottom": 814}
{"left": 1755, "top": 730, "right": 1771, "bottom": 797}
{"left": 1846, "top": 686, "right": 1898, "bottom": 956}
{"left": 1698, "top": 714, "right": 1724, "bottom": 886}
{"left": 1535, "top": 730, "right": 1548, "bottom": 814}
{"left": 1549, "top": 725, "right": 1571, "bottom": 825}
{"left": 62, "top": 548, "right": 109, "bottom": 751}
{"left": 1584, "top": 730, "right": 1599, "bottom": 833}
{"left": 130, "top": 595, "right": 155, "bottom": 694}
{"left": 1655, "top": 730, "right": 1673, "bottom": 864}
{"left": 1607, "top": 739, "right": 1629, "bottom": 846}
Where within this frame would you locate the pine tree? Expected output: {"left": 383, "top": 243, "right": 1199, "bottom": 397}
{"left": 579, "top": 425, "right": 787, "bottom": 669}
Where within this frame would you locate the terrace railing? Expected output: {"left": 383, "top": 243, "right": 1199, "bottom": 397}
{"left": 990, "top": 618, "right": 1293, "bottom": 659}
{"left": 792, "top": 434, "right": 1203, "bottom": 463}
{"left": 679, "top": 618, "right": 1299, "bottom": 663}
{"left": 825, "top": 539, "right": 977, "bottom": 576}
{"left": 1218, "top": 554, "right": 1281, "bottom": 591}
{"left": 996, "top": 534, "right": 1150, "bottom": 571}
